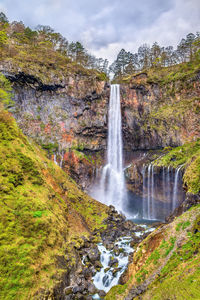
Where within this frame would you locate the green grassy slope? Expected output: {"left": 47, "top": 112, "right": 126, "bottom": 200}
{"left": 0, "top": 110, "right": 108, "bottom": 300}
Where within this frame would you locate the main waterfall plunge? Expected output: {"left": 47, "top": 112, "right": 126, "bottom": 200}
{"left": 91, "top": 84, "right": 185, "bottom": 220}
{"left": 92, "top": 84, "right": 127, "bottom": 212}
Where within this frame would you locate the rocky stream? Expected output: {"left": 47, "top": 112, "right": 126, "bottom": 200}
{"left": 63, "top": 206, "right": 158, "bottom": 300}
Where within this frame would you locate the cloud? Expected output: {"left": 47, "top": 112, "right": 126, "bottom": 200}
{"left": 0, "top": 0, "right": 199, "bottom": 62}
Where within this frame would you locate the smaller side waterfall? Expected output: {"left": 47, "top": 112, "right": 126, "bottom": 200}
{"left": 143, "top": 164, "right": 156, "bottom": 220}
{"left": 142, "top": 165, "right": 147, "bottom": 219}
{"left": 172, "top": 165, "right": 183, "bottom": 210}
{"left": 142, "top": 164, "right": 185, "bottom": 220}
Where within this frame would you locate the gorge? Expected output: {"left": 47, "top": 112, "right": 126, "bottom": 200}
{"left": 0, "top": 14, "right": 200, "bottom": 300}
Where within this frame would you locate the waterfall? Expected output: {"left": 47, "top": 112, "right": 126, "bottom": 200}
{"left": 142, "top": 164, "right": 156, "bottom": 220}
{"left": 53, "top": 154, "right": 58, "bottom": 165}
{"left": 98, "top": 84, "right": 126, "bottom": 211}
{"left": 147, "top": 164, "right": 151, "bottom": 219}
{"left": 142, "top": 165, "right": 147, "bottom": 219}
{"left": 151, "top": 165, "right": 155, "bottom": 218}
{"left": 172, "top": 165, "right": 183, "bottom": 210}
{"left": 142, "top": 163, "right": 185, "bottom": 220}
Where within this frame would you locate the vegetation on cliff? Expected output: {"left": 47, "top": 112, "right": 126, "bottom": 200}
{"left": 111, "top": 31, "right": 200, "bottom": 79}
{"left": 119, "top": 50, "right": 200, "bottom": 151}
{"left": 0, "top": 110, "right": 108, "bottom": 300}
{"left": 0, "top": 72, "right": 13, "bottom": 109}
{"left": 0, "top": 12, "right": 108, "bottom": 84}
{"left": 154, "top": 140, "right": 200, "bottom": 194}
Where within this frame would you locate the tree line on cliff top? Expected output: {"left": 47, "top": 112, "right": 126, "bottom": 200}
{"left": 0, "top": 12, "right": 109, "bottom": 75}
{"left": 110, "top": 32, "right": 200, "bottom": 79}
{"left": 0, "top": 12, "right": 200, "bottom": 80}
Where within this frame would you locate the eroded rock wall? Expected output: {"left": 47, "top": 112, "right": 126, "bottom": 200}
{"left": 120, "top": 72, "right": 200, "bottom": 150}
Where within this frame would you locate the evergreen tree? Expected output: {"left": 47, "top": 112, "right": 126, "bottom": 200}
{"left": 0, "top": 12, "right": 9, "bottom": 23}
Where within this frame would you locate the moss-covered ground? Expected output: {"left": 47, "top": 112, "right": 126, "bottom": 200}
{"left": 0, "top": 110, "right": 108, "bottom": 300}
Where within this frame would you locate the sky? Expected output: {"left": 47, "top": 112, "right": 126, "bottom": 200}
{"left": 0, "top": 0, "right": 200, "bottom": 62}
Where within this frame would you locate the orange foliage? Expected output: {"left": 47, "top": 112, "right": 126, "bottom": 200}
{"left": 44, "top": 123, "right": 51, "bottom": 135}
{"left": 62, "top": 132, "right": 73, "bottom": 143}
{"left": 63, "top": 151, "right": 79, "bottom": 168}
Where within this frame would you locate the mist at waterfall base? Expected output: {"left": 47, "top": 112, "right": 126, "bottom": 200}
{"left": 90, "top": 84, "right": 127, "bottom": 214}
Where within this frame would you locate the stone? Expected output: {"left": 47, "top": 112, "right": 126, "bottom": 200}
{"left": 72, "top": 285, "right": 85, "bottom": 294}
{"left": 87, "top": 283, "right": 97, "bottom": 294}
{"left": 94, "top": 260, "right": 103, "bottom": 270}
{"left": 87, "top": 247, "right": 100, "bottom": 263}
{"left": 85, "top": 296, "right": 93, "bottom": 300}
{"left": 102, "top": 274, "right": 110, "bottom": 287}
{"left": 82, "top": 267, "right": 92, "bottom": 279}
{"left": 98, "top": 290, "right": 106, "bottom": 297}
{"left": 108, "top": 257, "right": 118, "bottom": 267}
{"left": 74, "top": 292, "right": 84, "bottom": 300}
{"left": 64, "top": 286, "right": 73, "bottom": 295}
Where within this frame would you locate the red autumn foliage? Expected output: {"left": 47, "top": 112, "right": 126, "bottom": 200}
{"left": 63, "top": 151, "right": 79, "bottom": 168}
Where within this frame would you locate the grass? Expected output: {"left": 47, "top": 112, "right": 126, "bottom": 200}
{"left": 0, "top": 110, "right": 108, "bottom": 299}
{"left": 105, "top": 276, "right": 133, "bottom": 300}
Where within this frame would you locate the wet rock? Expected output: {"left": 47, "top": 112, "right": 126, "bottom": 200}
{"left": 123, "top": 220, "right": 134, "bottom": 230}
{"left": 87, "top": 247, "right": 100, "bottom": 263}
{"left": 74, "top": 292, "right": 84, "bottom": 299}
{"left": 64, "top": 286, "right": 73, "bottom": 295}
{"left": 94, "top": 260, "right": 103, "bottom": 270}
{"left": 82, "top": 268, "right": 93, "bottom": 280}
{"left": 98, "top": 290, "right": 106, "bottom": 297}
{"left": 102, "top": 274, "right": 110, "bottom": 287}
{"left": 109, "top": 205, "right": 116, "bottom": 213}
{"left": 65, "top": 295, "right": 74, "bottom": 300}
{"left": 108, "top": 257, "right": 118, "bottom": 267}
{"left": 85, "top": 296, "right": 93, "bottom": 300}
{"left": 112, "top": 267, "right": 122, "bottom": 277}
{"left": 130, "top": 238, "right": 140, "bottom": 248}
{"left": 105, "top": 242, "right": 114, "bottom": 250}
{"left": 87, "top": 283, "right": 97, "bottom": 294}
{"left": 72, "top": 285, "right": 85, "bottom": 294}
{"left": 104, "top": 267, "right": 110, "bottom": 273}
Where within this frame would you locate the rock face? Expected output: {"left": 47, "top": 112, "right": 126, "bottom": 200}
{"left": 4, "top": 69, "right": 200, "bottom": 196}
{"left": 7, "top": 71, "right": 109, "bottom": 152}
{"left": 4, "top": 71, "right": 109, "bottom": 188}
{"left": 7, "top": 69, "right": 200, "bottom": 158}
{"left": 120, "top": 72, "right": 200, "bottom": 151}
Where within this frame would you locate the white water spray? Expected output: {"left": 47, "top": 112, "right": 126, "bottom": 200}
{"left": 172, "top": 165, "right": 183, "bottom": 210}
{"left": 97, "top": 84, "right": 126, "bottom": 211}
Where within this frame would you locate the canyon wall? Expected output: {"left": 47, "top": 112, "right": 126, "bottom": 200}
{"left": 2, "top": 66, "right": 200, "bottom": 200}
{"left": 120, "top": 71, "right": 200, "bottom": 151}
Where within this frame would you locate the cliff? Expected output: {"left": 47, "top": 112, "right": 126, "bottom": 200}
{"left": 120, "top": 63, "right": 200, "bottom": 151}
